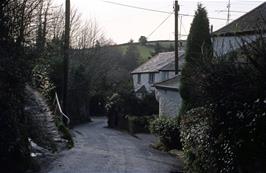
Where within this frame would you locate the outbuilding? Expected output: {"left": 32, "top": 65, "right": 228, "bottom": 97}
{"left": 154, "top": 76, "right": 181, "bottom": 117}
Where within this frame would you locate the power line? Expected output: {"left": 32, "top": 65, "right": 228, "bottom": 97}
{"left": 180, "top": 13, "right": 228, "bottom": 21}
{"left": 216, "top": 10, "right": 247, "bottom": 13}
{"left": 148, "top": 13, "right": 173, "bottom": 38}
{"left": 102, "top": 0, "right": 229, "bottom": 21}
{"left": 103, "top": 0, "right": 171, "bottom": 14}
{"left": 238, "top": 1, "right": 264, "bottom": 3}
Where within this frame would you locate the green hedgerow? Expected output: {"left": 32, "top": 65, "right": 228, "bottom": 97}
{"left": 149, "top": 116, "right": 182, "bottom": 151}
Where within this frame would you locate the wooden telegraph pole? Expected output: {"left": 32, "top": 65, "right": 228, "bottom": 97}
{"left": 227, "top": 0, "right": 231, "bottom": 24}
{"left": 63, "top": 0, "right": 70, "bottom": 112}
{"left": 174, "top": 0, "right": 179, "bottom": 75}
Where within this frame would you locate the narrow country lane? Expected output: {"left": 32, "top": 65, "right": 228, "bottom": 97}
{"left": 41, "top": 117, "right": 183, "bottom": 173}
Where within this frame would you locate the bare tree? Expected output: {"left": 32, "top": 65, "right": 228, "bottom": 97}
{"left": 36, "top": 0, "right": 53, "bottom": 50}
{"left": 49, "top": 5, "right": 65, "bottom": 40}
{"left": 75, "top": 19, "right": 105, "bottom": 49}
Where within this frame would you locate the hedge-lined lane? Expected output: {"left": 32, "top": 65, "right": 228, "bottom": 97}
{"left": 41, "top": 117, "right": 183, "bottom": 173}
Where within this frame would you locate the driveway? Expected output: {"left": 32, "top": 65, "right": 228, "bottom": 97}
{"left": 41, "top": 117, "right": 183, "bottom": 173}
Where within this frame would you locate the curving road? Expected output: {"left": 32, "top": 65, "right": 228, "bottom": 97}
{"left": 41, "top": 117, "right": 183, "bottom": 173}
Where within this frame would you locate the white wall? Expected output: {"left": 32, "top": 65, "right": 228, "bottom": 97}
{"left": 132, "top": 71, "right": 176, "bottom": 93}
{"left": 133, "top": 72, "right": 162, "bottom": 93}
{"left": 132, "top": 73, "right": 156, "bottom": 93}
{"left": 212, "top": 34, "right": 259, "bottom": 56}
{"left": 169, "top": 71, "right": 176, "bottom": 80}
{"left": 155, "top": 88, "right": 182, "bottom": 117}
{"left": 158, "top": 71, "right": 176, "bottom": 81}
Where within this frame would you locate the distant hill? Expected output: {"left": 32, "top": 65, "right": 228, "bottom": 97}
{"left": 110, "top": 40, "right": 179, "bottom": 64}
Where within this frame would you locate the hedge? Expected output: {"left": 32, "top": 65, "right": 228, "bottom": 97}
{"left": 149, "top": 116, "right": 182, "bottom": 151}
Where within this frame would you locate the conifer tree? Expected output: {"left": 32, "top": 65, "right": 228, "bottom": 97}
{"left": 180, "top": 4, "right": 212, "bottom": 113}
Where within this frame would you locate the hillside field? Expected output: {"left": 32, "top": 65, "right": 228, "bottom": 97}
{"left": 113, "top": 40, "right": 176, "bottom": 63}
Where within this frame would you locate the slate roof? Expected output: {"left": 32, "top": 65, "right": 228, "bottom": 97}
{"left": 159, "top": 61, "right": 175, "bottom": 71}
{"left": 159, "top": 53, "right": 185, "bottom": 71}
{"left": 131, "top": 51, "right": 185, "bottom": 74}
{"left": 154, "top": 75, "right": 180, "bottom": 91}
{"left": 212, "top": 2, "right": 266, "bottom": 36}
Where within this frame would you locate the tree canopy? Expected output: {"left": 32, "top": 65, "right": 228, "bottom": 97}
{"left": 139, "top": 36, "right": 147, "bottom": 46}
{"left": 185, "top": 3, "right": 212, "bottom": 63}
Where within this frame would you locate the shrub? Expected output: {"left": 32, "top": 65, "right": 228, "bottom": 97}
{"left": 180, "top": 36, "right": 266, "bottom": 173}
{"left": 54, "top": 115, "right": 74, "bottom": 149}
{"left": 31, "top": 63, "right": 55, "bottom": 103}
{"left": 149, "top": 116, "right": 182, "bottom": 151}
{"left": 106, "top": 93, "right": 158, "bottom": 128}
{"left": 180, "top": 107, "right": 215, "bottom": 173}
{"left": 57, "top": 123, "right": 74, "bottom": 149}
{"left": 31, "top": 63, "right": 74, "bottom": 149}
{"left": 127, "top": 115, "right": 154, "bottom": 134}
{"left": 181, "top": 101, "right": 266, "bottom": 173}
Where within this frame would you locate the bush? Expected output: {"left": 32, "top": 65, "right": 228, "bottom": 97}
{"left": 106, "top": 93, "right": 158, "bottom": 129}
{"left": 127, "top": 115, "right": 154, "bottom": 134}
{"left": 57, "top": 123, "right": 74, "bottom": 149}
{"left": 31, "top": 63, "right": 55, "bottom": 103}
{"left": 179, "top": 36, "right": 266, "bottom": 173}
{"left": 149, "top": 116, "right": 182, "bottom": 151}
{"left": 54, "top": 115, "right": 74, "bottom": 149}
{"left": 180, "top": 107, "right": 215, "bottom": 173}
{"left": 181, "top": 101, "right": 266, "bottom": 173}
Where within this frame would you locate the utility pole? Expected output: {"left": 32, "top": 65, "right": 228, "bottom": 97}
{"left": 174, "top": 0, "right": 179, "bottom": 75}
{"left": 227, "top": 0, "right": 231, "bottom": 24}
{"left": 179, "top": 15, "right": 182, "bottom": 39}
{"left": 63, "top": 0, "right": 70, "bottom": 112}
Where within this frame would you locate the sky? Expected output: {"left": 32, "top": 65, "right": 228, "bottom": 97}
{"left": 54, "top": 0, "right": 265, "bottom": 44}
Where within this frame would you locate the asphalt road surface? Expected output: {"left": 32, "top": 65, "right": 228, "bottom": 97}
{"left": 41, "top": 117, "right": 183, "bottom": 173}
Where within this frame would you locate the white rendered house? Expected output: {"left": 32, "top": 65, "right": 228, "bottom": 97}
{"left": 212, "top": 2, "right": 266, "bottom": 56}
{"left": 131, "top": 51, "right": 184, "bottom": 97}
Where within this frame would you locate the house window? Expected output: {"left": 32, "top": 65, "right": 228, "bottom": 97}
{"left": 137, "top": 74, "right": 141, "bottom": 84}
{"left": 149, "top": 73, "right": 155, "bottom": 84}
{"left": 162, "top": 72, "right": 169, "bottom": 80}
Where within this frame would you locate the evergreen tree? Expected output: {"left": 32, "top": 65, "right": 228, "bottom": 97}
{"left": 180, "top": 4, "right": 212, "bottom": 113}
{"left": 185, "top": 4, "right": 212, "bottom": 63}
{"left": 139, "top": 36, "right": 147, "bottom": 46}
